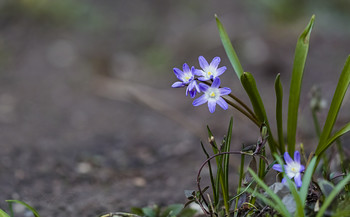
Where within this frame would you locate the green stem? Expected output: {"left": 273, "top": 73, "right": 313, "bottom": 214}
{"left": 202, "top": 80, "right": 259, "bottom": 126}
{"left": 224, "top": 97, "right": 260, "bottom": 127}
{"left": 228, "top": 93, "right": 257, "bottom": 120}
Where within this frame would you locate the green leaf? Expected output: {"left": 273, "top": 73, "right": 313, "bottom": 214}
{"left": 223, "top": 117, "right": 233, "bottom": 199}
{"left": 241, "top": 72, "right": 277, "bottom": 153}
{"left": 161, "top": 204, "right": 183, "bottom": 217}
{"left": 6, "top": 200, "right": 40, "bottom": 217}
{"left": 316, "top": 173, "right": 350, "bottom": 217}
{"left": 0, "top": 209, "right": 10, "bottom": 217}
{"left": 142, "top": 207, "right": 157, "bottom": 217}
{"left": 299, "top": 157, "right": 317, "bottom": 204}
{"left": 200, "top": 141, "right": 217, "bottom": 205}
{"left": 315, "top": 55, "right": 350, "bottom": 156}
{"left": 318, "top": 179, "right": 335, "bottom": 197}
{"left": 287, "top": 15, "right": 315, "bottom": 155}
{"left": 275, "top": 73, "right": 285, "bottom": 153}
{"left": 130, "top": 207, "right": 144, "bottom": 216}
{"left": 215, "top": 15, "right": 244, "bottom": 80}
{"left": 248, "top": 168, "right": 292, "bottom": 217}
{"left": 321, "top": 122, "right": 350, "bottom": 156}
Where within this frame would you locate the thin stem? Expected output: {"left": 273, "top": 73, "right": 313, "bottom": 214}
{"left": 197, "top": 151, "right": 269, "bottom": 216}
{"left": 202, "top": 80, "right": 258, "bottom": 122}
{"left": 224, "top": 97, "right": 260, "bottom": 126}
{"left": 228, "top": 92, "right": 257, "bottom": 119}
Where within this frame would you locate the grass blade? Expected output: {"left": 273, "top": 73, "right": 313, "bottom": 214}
{"left": 299, "top": 157, "right": 317, "bottom": 204}
{"left": 6, "top": 200, "right": 40, "bottom": 217}
{"left": 200, "top": 141, "right": 217, "bottom": 205}
{"left": 316, "top": 173, "right": 350, "bottom": 217}
{"left": 0, "top": 210, "right": 10, "bottom": 217}
{"left": 223, "top": 117, "right": 233, "bottom": 200}
{"left": 320, "top": 122, "right": 350, "bottom": 156}
{"left": 248, "top": 168, "right": 292, "bottom": 217}
{"left": 215, "top": 15, "right": 244, "bottom": 80}
{"left": 275, "top": 73, "right": 285, "bottom": 153}
{"left": 287, "top": 15, "right": 315, "bottom": 155}
{"left": 315, "top": 56, "right": 350, "bottom": 156}
{"left": 241, "top": 72, "right": 277, "bottom": 154}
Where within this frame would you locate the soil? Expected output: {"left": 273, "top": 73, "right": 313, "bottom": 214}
{"left": 0, "top": 1, "right": 349, "bottom": 217}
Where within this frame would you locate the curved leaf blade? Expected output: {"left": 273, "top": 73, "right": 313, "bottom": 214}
{"left": 316, "top": 56, "right": 350, "bottom": 156}
{"left": 215, "top": 15, "right": 244, "bottom": 80}
{"left": 287, "top": 15, "right": 315, "bottom": 155}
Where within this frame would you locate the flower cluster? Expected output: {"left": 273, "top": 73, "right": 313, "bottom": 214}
{"left": 172, "top": 56, "right": 231, "bottom": 113}
{"left": 272, "top": 151, "right": 305, "bottom": 187}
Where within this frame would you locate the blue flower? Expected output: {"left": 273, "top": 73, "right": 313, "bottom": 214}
{"left": 172, "top": 63, "right": 200, "bottom": 98}
{"left": 273, "top": 151, "right": 305, "bottom": 187}
{"left": 192, "top": 77, "right": 231, "bottom": 113}
{"left": 195, "top": 56, "right": 227, "bottom": 81}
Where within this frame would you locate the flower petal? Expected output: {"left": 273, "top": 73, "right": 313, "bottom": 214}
{"left": 198, "top": 56, "right": 209, "bottom": 69}
{"left": 294, "top": 173, "right": 302, "bottom": 187}
{"left": 198, "top": 83, "right": 209, "bottom": 92}
{"left": 189, "top": 89, "right": 196, "bottom": 98}
{"left": 173, "top": 68, "right": 183, "bottom": 77}
{"left": 212, "top": 77, "right": 221, "bottom": 88}
{"left": 210, "top": 57, "right": 221, "bottom": 68}
{"left": 208, "top": 100, "right": 216, "bottom": 113}
{"left": 299, "top": 164, "right": 305, "bottom": 172}
{"left": 193, "top": 81, "right": 200, "bottom": 92}
{"left": 194, "top": 69, "right": 204, "bottom": 76}
{"left": 182, "top": 63, "right": 190, "bottom": 72}
{"left": 272, "top": 164, "right": 283, "bottom": 172}
{"left": 219, "top": 87, "right": 231, "bottom": 96}
{"left": 284, "top": 152, "right": 293, "bottom": 165}
{"left": 172, "top": 81, "right": 184, "bottom": 88}
{"left": 216, "top": 66, "right": 227, "bottom": 76}
{"left": 193, "top": 95, "right": 207, "bottom": 106}
{"left": 294, "top": 151, "right": 301, "bottom": 164}
{"left": 282, "top": 178, "right": 286, "bottom": 184}
{"left": 217, "top": 97, "right": 228, "bottom": 110}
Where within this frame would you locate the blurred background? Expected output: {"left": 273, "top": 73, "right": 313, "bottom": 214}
{"left": 0, "top": 0, "right": 349, "bottom": 216}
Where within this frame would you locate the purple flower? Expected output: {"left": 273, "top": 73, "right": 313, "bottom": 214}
{"left": 192, "top": 77, "right": 231, "bottom": 113}
{"left": 273, "top": 151, "right": 305, "bottom": 187}
{"left": 195, "top": 56, "right": 227, "bottom": 81}
{"left": 172, "top": 63, "right": 200, "bottom": 98}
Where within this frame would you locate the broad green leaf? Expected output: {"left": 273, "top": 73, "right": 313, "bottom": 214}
{"left": 287, "top": 15, "right": 315, "bottom": 154}
{"left": 316, "top": 173, "right": 350, "bottom": 217}
{"left": 241, "top": 72, "right": 277, "bottom": 153}
{"left": 215, "top": 15, "right": 244, "bottom": 80}
{"left": 248, "top": 168, "right": 292, "bottom": 217}
{"left": 160, "top": 204, "right": 183, "bottom": 217}
{"left": 6, "top": 200, "right": 40, "bottom": 217}
{"left": 275, "top": 73, "right": 285, "bottom": 153}
{"left": 299, "top": 157, "right": 317, "bottom": 204}
{"left": 318, "top": 179, "right": 335, "bottom": 197}
{"left": 315, "top": 55, "right": 350, "bottom": 156}
{"left": 141, "top": 207, "right": 157, "bottom": 217}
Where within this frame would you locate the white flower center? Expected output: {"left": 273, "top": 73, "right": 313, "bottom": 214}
{"left": 206, "top": 88, "right": 220, "bottom": 100}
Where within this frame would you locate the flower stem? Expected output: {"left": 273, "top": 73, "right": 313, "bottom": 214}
{"left": 223, "top": 97, "right": 260, "bottom": 126}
